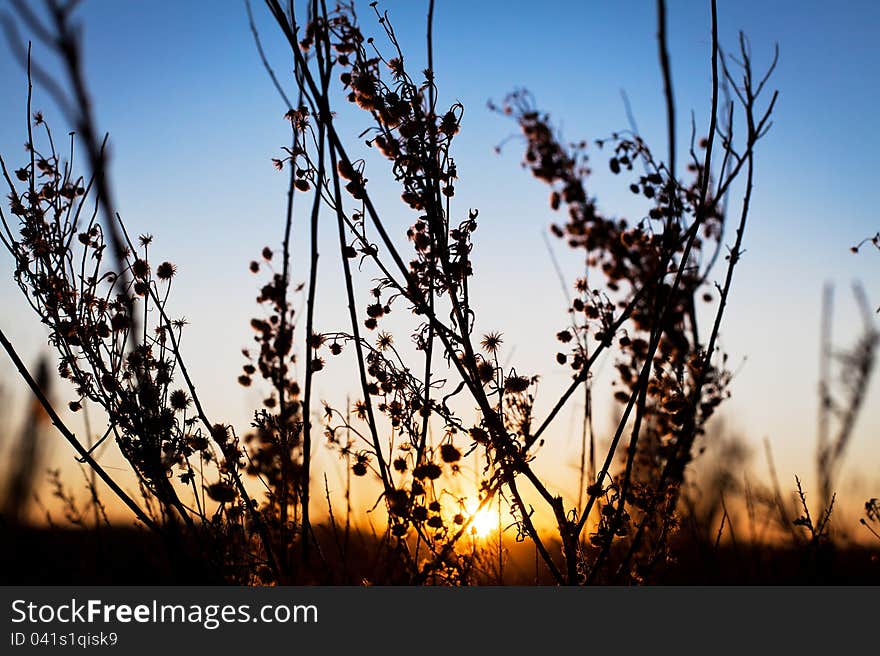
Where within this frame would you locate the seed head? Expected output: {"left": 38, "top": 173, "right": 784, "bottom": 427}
{"left": 156, "top": 261, "right": 177, "bottom": 280}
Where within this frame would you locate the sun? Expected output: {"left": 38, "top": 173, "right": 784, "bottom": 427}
{"left": 465, "top": 498, "right": 499, "bottom": 538}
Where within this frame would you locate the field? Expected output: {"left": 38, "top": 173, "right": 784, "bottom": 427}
{"left": 0, "top": 0, "right": 878, "bottom": 585}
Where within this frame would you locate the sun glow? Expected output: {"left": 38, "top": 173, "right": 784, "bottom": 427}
{"left": 465, "top": 499, "right": 499, "bottom": 538}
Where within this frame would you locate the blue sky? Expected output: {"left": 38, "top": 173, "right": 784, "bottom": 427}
{"left": 0, "top": 0, "right": 878, "bottom": 520}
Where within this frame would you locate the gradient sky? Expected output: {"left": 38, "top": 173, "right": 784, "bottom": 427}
{"left": 0, "top": 0, "right": 878, "bottom": 524}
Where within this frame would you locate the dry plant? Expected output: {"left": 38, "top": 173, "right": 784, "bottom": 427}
{"left": 0, "top": 356, "right": 51, "bottom": 524}
{"left": 17, "top": 0, "right": 877, "bottom": 587}
{"left": 862, "top": 498, "right": 880, "bottom": 543}
{"left": 255, "top": 0, "right": 778, "bottom": 584}
{"left": 815, "top": 283, "right": 877, "bottom": 513}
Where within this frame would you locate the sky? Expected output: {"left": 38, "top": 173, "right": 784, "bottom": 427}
{"left": 0, "top": 0, "right": 878, "bottom": 527}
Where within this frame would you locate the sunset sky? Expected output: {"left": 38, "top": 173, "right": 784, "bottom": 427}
{"left": 0, "top": 0, "right": 877, "bottom": 526}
